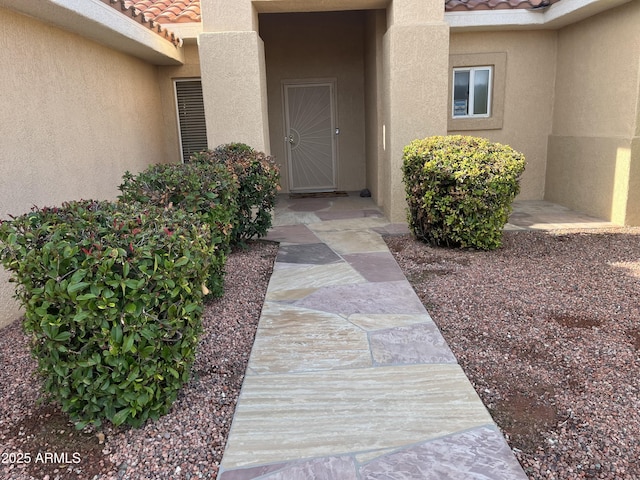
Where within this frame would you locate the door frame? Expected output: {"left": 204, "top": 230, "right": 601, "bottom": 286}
{"left": 282, "top": 78, "right": 338, "bottom": 192}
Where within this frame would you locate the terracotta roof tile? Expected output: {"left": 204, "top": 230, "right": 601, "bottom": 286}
{"left": 101, "top": 0, "right": 184, "bottom": 46}
{"left": 106, "top": 0, "right": 563, "bottom": 29}
{"left": 445, "top": 0, "right": 562, "bottom": 12}
{"left": 123, "top": 0, "right": 201, "bottom": 23}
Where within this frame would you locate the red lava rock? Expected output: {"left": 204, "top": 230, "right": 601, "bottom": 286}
{"left": 386, "top": 228, "right": 640, "bottom": 479}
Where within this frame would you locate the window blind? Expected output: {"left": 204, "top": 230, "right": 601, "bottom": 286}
{"left": 175, "top": 80, "right": 208, "bottom": 162}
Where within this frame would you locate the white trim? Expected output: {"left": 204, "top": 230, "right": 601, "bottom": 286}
{"left": 445, "top": 0, "right": 633, "bottom": 31}
{"left": 0, "top": 0, "right": 184, "bottom": 65}
{"left": 169, "top": 22, "right": 203, "bottom": 41}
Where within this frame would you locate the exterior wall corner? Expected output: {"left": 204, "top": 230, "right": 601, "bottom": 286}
{"left": 382, "top": 20, "right": 450, "bottom": 222}
{"left": 545, "top": 0, "right": 640, "bottom": 224}
{"left": 198, "top": 30, "right": 270, "bottom": 152}
{"left": 624, "top": 136, "right": 640, "bottom": 226}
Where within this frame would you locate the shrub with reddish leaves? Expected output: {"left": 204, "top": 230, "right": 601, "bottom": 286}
{"left": 190, "top": 143, "right": 280, "bottom": 247}
{"left": 118, "top": 161, "right": 237, "bottom": 297}
{"left": 0, "top": 200, "right": 213, "bottom": 428}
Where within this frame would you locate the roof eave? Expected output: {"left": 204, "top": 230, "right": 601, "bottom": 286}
{"left": 0, "top": 0, "right": 185, "bottom": 66}
{"left": 446, "top": 0, "right": 633, "bottom": 31}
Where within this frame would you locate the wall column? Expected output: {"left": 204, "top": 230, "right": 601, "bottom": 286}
{"left": 628, "top": 72, "right": 640, "bottom": 225}
{"left": 198, "top": 0, "right": 270, "bottom": 152}
{"left": 382, "top": 0, "right": 449, "bottom": 222}
{"left": 625, "top": 137, "right": 640, "bottom": 225}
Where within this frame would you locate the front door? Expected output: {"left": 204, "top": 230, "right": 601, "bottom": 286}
{"left": 283, "top": 81, "right": 337, "bottom": 192}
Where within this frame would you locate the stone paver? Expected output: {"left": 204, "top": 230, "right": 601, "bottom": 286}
{"left": 218, "top": 194, "right": 602, "bottom": 479}
{"left": 220, "top": 364, "right": 495, "bottom": 471}
{"left": 276, "top": 243, "right": 341, "bottom": 264}
{"left": 359, "top": 426, "right": 528, "bottom": 480}
{"left": 247, "top": 304, "right": 372, "bottom": 374}
{"left": 369, "top": 322, "right": 457, "bottom": 365}
{"left": 291, "top": 280, "right": 426, "bottom": 315}
{"left": 342, "top": 252, "right": 406, "bottom": 282}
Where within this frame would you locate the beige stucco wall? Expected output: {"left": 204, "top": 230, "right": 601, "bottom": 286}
{"left": 383, "top": 22, "right": 450, "bottom": 222}
{"left": 448, "top": 30, "right": 558, "bottom": 202}
{"left": 546, "top": 1, "right": 640, "bottom": 224}
{"left": 364, "top": 10, "right": 387, "bottom": 204}
{"left": 199, "top": 30, "right": 271, "bottom": 152}
{"left": 0, "top": 269, "right": 17, "bottom": 330}
{"left": 199, "top": 1, "right": 271, "bottom": 151}
{"left": 627, "top": 137, "right": 640, "bottom": 225}
{"left": 259, "top": 11, "right": 367, "bottom": 193}
{"left": 380, "top": 0, "right": 450, "bottom": 222}
{"left": 0, "top": 9, "right": 168, "bottom": 328}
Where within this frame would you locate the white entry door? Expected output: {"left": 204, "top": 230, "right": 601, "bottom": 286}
{"left": 283, "top": 81, "right": 337, "bottom": 191}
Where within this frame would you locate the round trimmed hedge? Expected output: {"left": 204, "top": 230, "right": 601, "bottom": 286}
{"left": 402, "top": 135, "right": 525, "bottom": 250}
{"left": 0, "top": 200, "right": 213, "bottom": 428}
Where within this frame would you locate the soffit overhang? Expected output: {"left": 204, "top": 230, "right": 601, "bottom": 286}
{"left": 446, "top": 0, "right": 634, "bottom": 31}
{"left": 0, "top": 0, "right": 185, "bottom": 65}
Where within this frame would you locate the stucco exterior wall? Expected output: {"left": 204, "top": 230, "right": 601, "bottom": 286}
{"left": 364, "top": 10, "right": 387, "bottom": 204}
{"left": 383, "top": 21, "right": 450, "bottom": 222}
{"left": 448, "top": 30, "right": 557, "bottom": 202}
{"left": 0, "top": 269, "right": 17, "bottom": 330}
{"left": 0, "top": 9, "right": 167, "bottom": 328}
{"left": 260, "top": 11, "right": 367, "bottom": 193}
{"left": 545, "top": 1, "right": 640, "bottom": 224}
{"left": 379, "top": 0, "right": 450, "bottom": 222}
{"left": 199, "top": 30, "right": 271, "bottom": 152}
{"left": 628, "top": 137, "right": 640, "bottom": 225}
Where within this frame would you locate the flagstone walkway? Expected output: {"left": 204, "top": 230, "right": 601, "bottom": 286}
{"left": 217, "top": 195, "right": 612, "bottom": 480}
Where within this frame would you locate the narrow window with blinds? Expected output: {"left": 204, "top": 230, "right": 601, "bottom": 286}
{"left": 174, "top": 79, "right": 208, "bottom": 162}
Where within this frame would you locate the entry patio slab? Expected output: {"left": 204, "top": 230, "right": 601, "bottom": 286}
{"left": 216, "top": 193, "right": 588, "bottom": 480}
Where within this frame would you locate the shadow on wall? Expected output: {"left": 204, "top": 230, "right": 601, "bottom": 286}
{"left": 545, "top": 136, "right": 635, "bottom": 225}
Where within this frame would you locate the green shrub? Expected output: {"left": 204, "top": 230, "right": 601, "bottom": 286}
{"left": 118, "top": 162, "right": 238, "bottom": 297}
{"left": 402, "top": 135, "right": 525, "bottom": 250}
{"left": 191, "top": 143, "right": 280, "bottom": 247}
{"left": 0, "top": 200, "right": 213, "bottom": 428}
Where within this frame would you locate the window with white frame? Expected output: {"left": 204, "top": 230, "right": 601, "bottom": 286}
{"left": 452, "top": 66, "right": 492, "bottom": 118}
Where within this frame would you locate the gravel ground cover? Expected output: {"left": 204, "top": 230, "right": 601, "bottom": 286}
{"left": 3, "top": 226, "right": 640, "bottom": 480}
{"left": 385, "top": 228, "right": 640, "bottom": 479}
{"left": 0, "top": 240, "right": 278, "bottom": 480}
